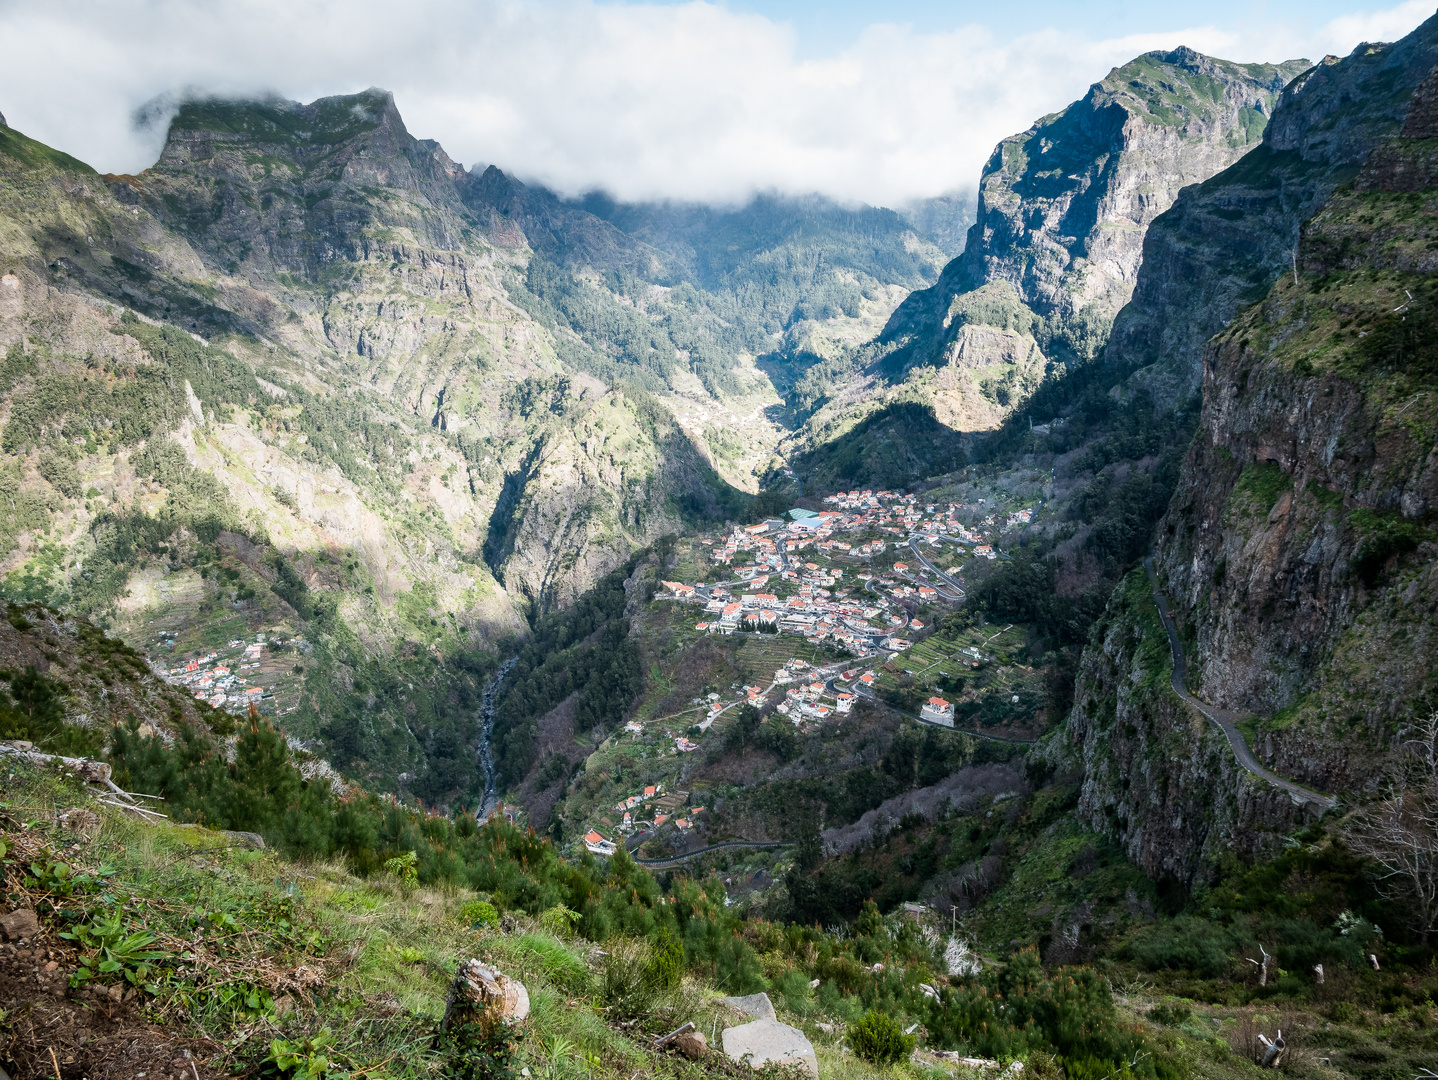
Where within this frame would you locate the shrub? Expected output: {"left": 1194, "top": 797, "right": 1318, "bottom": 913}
{"left": 601, "top": 938, "right": 658, "bottom": 1020}
{"left": 1124, "top": 916, "right": 1249, "bottom": 977}
{"left": 647, "top": 926, "right": 684, "bottom": 989}
{"left": 1065, "top": 1058, "right": 1136, "bottom": 1080}
{"left": 1328, "top": 1000, "right": 1362, "bottom": 1025}
{"left": 848, "top": 1009, "right": 915, "bottom": 1065}
{"left": 926, "top": 948, "right": 1138, "bottom": 1062}
{"left": 458, "top": 900, "right": 497, "bottom": 928}
{"left": 264, "top": 1030, "right": 346, "bottom": 1080}
{"left": 538, "top": 903, "right": 581, "bottom": 938}
{"left": 1148, "top": 1001, "right": 1191, "bottom": 1026}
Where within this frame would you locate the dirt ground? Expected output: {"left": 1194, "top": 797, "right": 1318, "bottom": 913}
{"left": 0, "top": 914, "right": 226, "bottom": 1080}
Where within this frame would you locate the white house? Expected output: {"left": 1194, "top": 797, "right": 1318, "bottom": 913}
{"left": 584, "top": 831, "right": 617, "bottom": 856}
{"left": 920, "top": 697, "right": 955, "bottom": 726}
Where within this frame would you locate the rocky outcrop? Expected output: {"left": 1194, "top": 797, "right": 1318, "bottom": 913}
{"left": 874, "top": 48, "right": 1305, "bottom": 430}
{"left": 1148, "top": 178, "right": 1438, "bottom": 794}
{"left": 1111, "top": 17, "right": 1438, "bottom": 405}
{"left": 719, "top": 993, "right": 777, "bottom": 1022}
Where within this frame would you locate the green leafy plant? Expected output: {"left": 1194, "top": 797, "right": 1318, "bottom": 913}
{"left": 22, "top": 856, "right": 112, "bottom": 901}
{"left": 459, "top": 899, "right": 499, "bottom": 929}
{"left": 538, "top": 903, "right": 581, "bottom": 938}
{"left": 437, "top": 1016, "right": 518, "bottom": 1080}
{"left": 60, "top": 913, "right": 168, "bottom": 991}
{"left": 384, "top": 849, "right": 418, "bottom": 890}
{"left": 266, "top": 1030, "right": 349, "bottom": 1080}
{"left": 848, "top": 1009, "right": 916, "bottom": 1065}
{"left": 198, "top": 980, "right": 276, "bottom": 1018}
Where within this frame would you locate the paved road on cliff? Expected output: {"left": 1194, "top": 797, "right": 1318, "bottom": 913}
{"left": 634, "top": 840, "right": 791, "bottom": 868}
{"left": 1142, "top": 559, "right": 1337, "bottom": 811}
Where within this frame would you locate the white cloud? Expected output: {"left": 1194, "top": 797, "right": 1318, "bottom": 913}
{"left": 0, "top": 0, "right": 1429, "bottom": 207}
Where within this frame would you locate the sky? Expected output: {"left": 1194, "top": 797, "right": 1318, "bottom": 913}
{"left": 0, "top": 0, "right": 1432, "bottom": 208}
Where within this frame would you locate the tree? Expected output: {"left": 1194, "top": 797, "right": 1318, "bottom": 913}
{"left": 1344, "top": 710, "right": 1438, "bottom": 942}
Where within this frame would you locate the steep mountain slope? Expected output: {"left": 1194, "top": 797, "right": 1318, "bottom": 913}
{"left": 891, "top": 50, "right": 1303, "bottom": 380}
{"left": 0, "top": 91, "right": 957, "bottom": 800}
{"left": 0, "top": 100, "right": 736, "bottom": 798}
{"left": 1111, "top": 22, "right": 1438, "bottom": 405}
{"left": 782, "top": 48, "right": 1304, "bottom": 480}
{"left": 1051, "top": 22, "right": 1438, "bottom": 882}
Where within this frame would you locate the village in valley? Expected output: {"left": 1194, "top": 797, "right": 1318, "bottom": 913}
{"left": 146, "top": 628, "right": 310, "bottom": 719}
{"left": 567, "top": 484, "right": 1051, "bottom": 862}
{"left": 661, "top": 487, "right": 1031, "bottom": 656}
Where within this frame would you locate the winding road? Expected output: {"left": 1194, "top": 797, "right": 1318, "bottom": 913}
{"left": 905, "top": 536, "right": 966, "bottom": 599}
{"left": 634, "top": 840, "right": 792, "bottom": 868}
{"left": 1142, "top": 559, "right": 1337, "bottom": 811}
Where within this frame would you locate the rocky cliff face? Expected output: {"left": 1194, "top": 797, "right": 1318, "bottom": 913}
{"left": 1047, "top": 573, "right": 1316, "bottom": 885}
{"left": 875, "top": 49, "right": 1305, "bottom": 430}
{"left": 1111, "top": 18, "right": 1438, "bottom": 405}
{"left": 782, "top": 49, "right": 1306, "bottom": 490}
{"left": 1058, "top": 25, "right": 1438, "bottom": 880}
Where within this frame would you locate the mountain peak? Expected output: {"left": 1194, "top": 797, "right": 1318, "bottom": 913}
{"left": 163, "top": 87, "right": 403, "bottom": 154}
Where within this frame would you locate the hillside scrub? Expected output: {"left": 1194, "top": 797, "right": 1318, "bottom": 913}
{"left": 0, "top": 754, "right": 1199, "bottom": 1080}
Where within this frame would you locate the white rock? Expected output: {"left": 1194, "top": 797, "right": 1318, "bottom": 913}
{"left": 720, "top": 992, "right": 777, "bottom": 1021}
{"left": 722, "top": 1020, "right": 818, "bottom": 1079}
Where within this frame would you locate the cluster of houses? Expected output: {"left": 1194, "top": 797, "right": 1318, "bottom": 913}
{"left": 775, "top": 674, "right": 854, "bottom": 722}
{"left": 163, "top": 637, "right": 271, "bottom": 711}
{"left": 667, "top": 577, "right": 895, "bottom": 653}
{"left": 583, "top": 783, "right": 706, "bottom": 854}
{"left": 672, "top": 491, "right": 1039, "bottom": 650}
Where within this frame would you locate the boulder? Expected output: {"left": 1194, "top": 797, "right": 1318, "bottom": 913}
{"left": 442, "top": 959, "right": 530, "bottom": 1030}
{"left": 0, "top": 909, "right": 41, "bottom": 941}
{"left": 719, "top": 991, "right": 777, "bottom": 1021}
{"left": 675, "top": 1031, "right": 708, "bottom": 1059}
{"left": 722, "top": 1020, "right": 818, "bottom": 1079}
{"left": 223, "top": 830, "right": 267, "bottom": 849}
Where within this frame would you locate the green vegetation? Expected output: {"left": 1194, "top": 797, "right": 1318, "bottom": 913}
{"left": 848, "top": 1009, "right": 915, "bottom": 1064}
{"left": 169, "top": 91, "right": 387, "bottom": 148}
{"left": 1228, "top": 461, "right": 1292, "bottom": 518}
{"left": 0, "top": 122, "right": 98, "bottom": 174}
{"left": 0, "top": 663, "right": 81, "bottom": 753}
{"left": 796, "top": 402, "right": 967, "bottom": 492}
{"left": 1348, "top": 508, "right": 1432, "bottom": 586}
{"left": 492, "top": 547, "right": 661, "bottom": 787}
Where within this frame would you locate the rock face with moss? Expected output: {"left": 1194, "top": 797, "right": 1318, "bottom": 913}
{"left": 1044, "top": 572, "right": 1314, "bottom": 885}
{"left": 1110, "top": 19, "right": 1438, "bottom": 405}
{"left": 1056, "top": 27, "right": 1438, "bottom": 881}
{"left": 873, "top": 49, "right": 1305, "bottom": 431}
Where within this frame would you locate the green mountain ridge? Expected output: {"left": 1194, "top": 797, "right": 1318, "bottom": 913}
{"left": 3, "top": 21, "right": 1438, "bottom": 1080}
